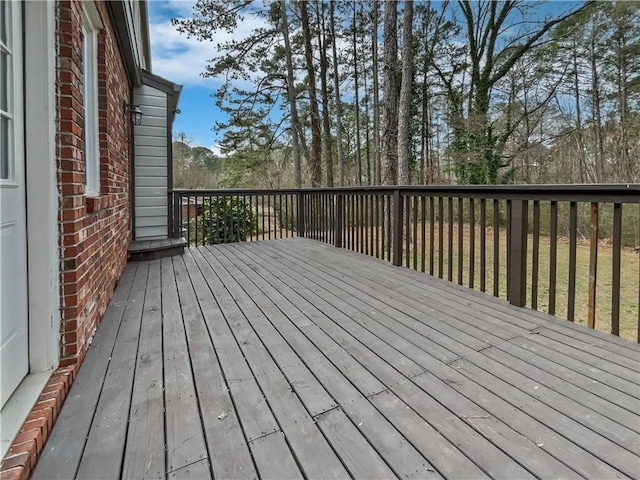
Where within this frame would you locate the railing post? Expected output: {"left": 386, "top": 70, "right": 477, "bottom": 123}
{"left": 392, "top": 189, "right": 404, "bottom": 266}
{"left": 507, "top": 199, "right": 528, "bottom": 307}
{"left": 297, "top": 191, "right": 306, "bottom": 238}
{"left": 172, "top": 191, "right": 181, "bottom": 238}
{"left": 334, "top": 194, "right": 343, "bottom": 248}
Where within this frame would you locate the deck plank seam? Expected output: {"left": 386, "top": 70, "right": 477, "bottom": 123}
{"left": 295, "top": 247, "right": 534, "bottom": 343}
{"left": 183, "top": 249, "right": 290, "bottom": 477}
{"left": 506, "top": 334, "right": 640, "bottom": 396}
{"left": 223, "top": 242, "right": 430, "bottom": 395}
{"left": 161, "top": 257, "right": 211, "bottom": 475}
{"left": 206, "top": 244, "right": 380, "bottom": 418}
{"left": 258, "top": 241, "right": 487, "bottom": 367}
{"left": 76, "top": 261, "right": 150, "bottom": 480}
{"left": 232, "top": 243, "right": 547, "bottom": 479}
{"left": 209, "top": 243, "right": 392, "bottom": 405}
{"left": 246, "top": 429, "right": 284, "bottom": 444}
{"left": 262, "top": 241, "right": 510, "bottom": 357}
{"left": 249, "top": 244, "right": 636, "bottom": 480}
{"left": 446, "top": 354, "right": 640, "bottom": 466}
{"left": 300, "top": 237, "right": 640, "bottom": 355}
{"left": 165, "top": 457, "right": 211, "bottom": 476}
{"left": 274, "top": 240, "right": 640, "bottom": 394}
{"left": 211, "top": 244, "right": 444, "bottom": 479}
{"left": 194, "top": 246, "right": 350, "bottom": 479}
{"left": 296, "top": 237, "right": 640, "bottom": 358}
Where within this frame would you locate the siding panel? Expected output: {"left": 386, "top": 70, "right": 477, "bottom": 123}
{"left": 134, "top": 84, "right": 169, "bottom": 240}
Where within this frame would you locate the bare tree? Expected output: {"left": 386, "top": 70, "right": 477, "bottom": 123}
{"left": 330, "top": 0, "right": 346, "bottom": 186}
{"left": 317, "top": 1, "right": 334, "bottom": 186}
{"left": 372, "top": 1, "right": 381, "bottom": 185}
{"left": 300, "top": 0, "right": 322, "bottom": 186}
{"left": 280, "top": 0, "right": 302, "bottom": 188}
{"left": 381, "top": 1, "right": 398, "bottom": 185}
{"left": 397, "top": 0, "right": 414, "bottom": 185}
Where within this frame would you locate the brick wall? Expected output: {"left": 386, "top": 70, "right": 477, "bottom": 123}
{"left": 57, "top": 0, "right": 131, "bottom": 367}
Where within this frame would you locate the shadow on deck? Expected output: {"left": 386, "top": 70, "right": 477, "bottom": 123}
{"left": 34, "top": 238, "right": 640, "bottom": 479}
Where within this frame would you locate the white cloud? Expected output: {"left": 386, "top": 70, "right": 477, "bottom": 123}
{"left": 148, "top": 2, "right": 271, "bottom": 88}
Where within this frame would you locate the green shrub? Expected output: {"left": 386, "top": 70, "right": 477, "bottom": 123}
{"left": 196, "top": 196, "right": 257, "bottom": 244}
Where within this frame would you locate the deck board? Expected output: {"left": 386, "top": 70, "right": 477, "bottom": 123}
{"left": 34, "top": 238, "right": 640, "bottom": 480}
{"left": 75, "top": 262, "right": 149, "bottom": 480}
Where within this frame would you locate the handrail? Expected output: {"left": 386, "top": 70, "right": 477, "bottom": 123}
{"left": 171, "top": 184, "right": 640, "bottom": 202}
{"left": 171, "top": 185, "right": 640, "bottom": 342}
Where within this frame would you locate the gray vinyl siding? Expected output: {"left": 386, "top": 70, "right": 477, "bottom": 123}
{"left": 134, "top": 84, "right": 168, "bottom": 240}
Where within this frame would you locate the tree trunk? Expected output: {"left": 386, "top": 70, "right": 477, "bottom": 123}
{"left": 572, "top": 47, "right": 588, "bottom": 183}
{"left": 372, "top": 1, "right": 381, "bottom": 185}
{"left": 363, "top": 52, "right": 372, "bottom": 185}
{"left": 381, "top": 1, "right": 398, "bottom": 185}
{"left": 353, "top": 2, "right": 363, "bottom": 185}
{"left": 300, "top": 0, "right": 322, "bottom": 187}
{"left": 397, "top": 0, "right": 413, "bottom": 185}
{"left": 280, "top": 0, "right": 302, "bottom": 188}
{"left": 317, "top": 1, "right": 333, "bottom": 187}
{"left": 330, "top": 0, "right": 346, "bottom": 186}
{"left": 589, "top": 34, "right": 605, "bottom": 182}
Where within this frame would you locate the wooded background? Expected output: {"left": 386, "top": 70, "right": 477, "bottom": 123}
{"left": 171, "top": 0, "right": 640, "bottom": 189}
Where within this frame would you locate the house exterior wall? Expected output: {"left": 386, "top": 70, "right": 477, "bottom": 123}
{"left": 134, "top": 84, "right": 169, "bottom": 240}
{"left": 57, "top": 0, "right": 132, "bottom": 367}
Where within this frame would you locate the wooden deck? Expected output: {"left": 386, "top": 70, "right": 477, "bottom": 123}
{"left": 34, "top": 238, "right": 640, "bottom": 480}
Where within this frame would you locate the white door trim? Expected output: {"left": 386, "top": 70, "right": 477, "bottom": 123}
{"left": 24, "top": 0, "right": 59, "bottom": 373}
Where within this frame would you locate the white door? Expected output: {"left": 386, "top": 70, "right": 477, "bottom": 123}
{"left": 0, "top": 0, "right": 29, "bottom": 408}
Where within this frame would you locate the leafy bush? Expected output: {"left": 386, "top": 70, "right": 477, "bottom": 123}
{"left": 196, "top": 196, "right": 257, "bottom": 244}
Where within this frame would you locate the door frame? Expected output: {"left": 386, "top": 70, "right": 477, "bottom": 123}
{"left": 0, "top": 1, "right": 59, "bottom": 457}
{"left": 24, "top": 0, "right": 59, "bottom": 374}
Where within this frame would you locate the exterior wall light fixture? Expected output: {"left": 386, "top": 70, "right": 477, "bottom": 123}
{"left": 131, "top": 105, "right": 143, "bottom": 126}
{"left": 123, "top": 100, "right": 144, "bottom": 126}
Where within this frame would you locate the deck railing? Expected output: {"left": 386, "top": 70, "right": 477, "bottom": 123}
{"left": 172, "top": 185, "right": 640, "bottom": 342}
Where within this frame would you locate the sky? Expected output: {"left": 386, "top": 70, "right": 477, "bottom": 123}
{"left": 147, "top": 0, "right": 227, "bottom": 153}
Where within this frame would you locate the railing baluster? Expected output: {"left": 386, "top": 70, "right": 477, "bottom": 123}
{"left": 568, "top": 201, "right": 578, "bottom": 322}
{"left": 438, "top": 196, "right": 444, "bottom": 279}
{"left": 587, "top": 202, "right": 599, "bottom": 329}
{"left": 448, "top": 197, "right": 454, "bottom": 282}
{"left": 195, "top": 195, "right": 200, "bottom": 246}
{"left": 506, "top": 199, "right": 511, "bottom": 297}
{"left": 261, "top": 195, "right": 265, "bottom": 240}
{"left": 335, "top": 194, "right": 343, "bottom": 248}
{"left": 469, "top": 197, "right": 475, "bottom": 289}
{"left": 421, "top": 196, "right": 426, "bottom": 273}
{"left": 386, "top": 194, "right": 392, "bottom": 261}
{"left": 413, "top": 196, "right": 418, "bottom": 270}
{"left": 297, "top": 192, "right": 305, "bottom": 238}
{"left": 493, "top": 199, "right": 499, "bottom": 297}
{"left": 375, "top": 195, "right": 380, "bottom": 258}
{"left": 458, "top": 196, "right": 463, "bottom": 285}
{"left": 324, "top": 194, "right": 328, "bottom": 243}
{"left": 480, "top": 198, "right": 486, "bottom": 292}
{"left": 278, "top": 194, "right": 281, "bottom": 239}
{"left": 611, "top": 203, "right": 622, "bottom": 336}
{"left": 369, "top": 195, "right": 374, "bottom": 256}
{"left": 429, "top": 196, "right": 435, "bottom": 276}
{"left": 405, "top": 195, "right": 410, "bottom": 267}
{"left": 532, "top": 200, "right": 540, "bottom": 309}
{"left": 361, "top": 194, "right": 365, "bottom": 254}
{"left": 549, "top": 201, "right": 558, "bottom": 315}
{"left": 393, "top": 189, "right": 403, "bottom": 267}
